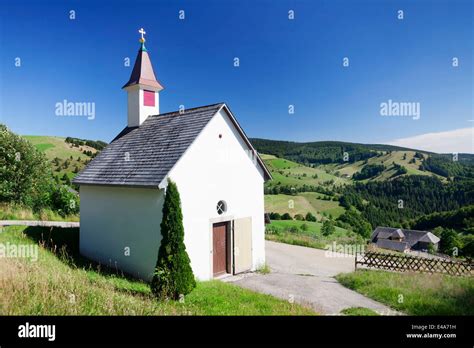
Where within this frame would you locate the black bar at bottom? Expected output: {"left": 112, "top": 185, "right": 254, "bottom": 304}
{"left": 0, "top": 316, "right": 472, "bottom": 346}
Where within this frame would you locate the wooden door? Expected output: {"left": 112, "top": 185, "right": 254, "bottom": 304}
{"left": 213, "top": 222, "right": 227, "bottom": 276}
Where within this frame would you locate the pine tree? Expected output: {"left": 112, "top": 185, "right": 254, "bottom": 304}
{"left": 321, "top": 220, "right": 335, "bottom": 236}
{"left": 151, "top": 179, "right": 196, "bottom": 300}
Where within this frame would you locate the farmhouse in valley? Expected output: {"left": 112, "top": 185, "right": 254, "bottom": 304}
{"left": 73, "top": 30, "right": 271, "bottom": 281}
{"left": 371, "top": 227, "right": 440, "bottom": 253}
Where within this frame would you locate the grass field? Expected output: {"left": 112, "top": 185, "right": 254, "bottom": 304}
{"left": 265, "top": 219, "right": 365, "bottom": 250}
{"left": 0, "top": 203, "right": 79, "bottom": 222}
{"left": 0, "top": 226, "right": 314, "bottom": 315}
{"left": 336, "top": 270, "right": 474, "bottom": 315}
{"left": 23, "top": 136, "right": 96, "bottom": 161}
{"left": 262, "top": 156, "right": 349, "bottom": 188}
{"left": 340, "top": 307, "right": 379, "bottom": 316}
{"left": 265, "top": 192, "right": 344, "bottom": 219}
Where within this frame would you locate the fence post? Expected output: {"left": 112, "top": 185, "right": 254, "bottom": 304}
{"left": 355, "top": 250, "right": 357, "bottom": 271}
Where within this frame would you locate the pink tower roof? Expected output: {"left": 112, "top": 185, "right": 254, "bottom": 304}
{"left": 122, "top": 42, "right": 164, "bottom": 91}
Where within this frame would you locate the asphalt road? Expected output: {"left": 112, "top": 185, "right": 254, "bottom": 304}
{"left": 228, "top": 241, "right": 399, "bottom": 315}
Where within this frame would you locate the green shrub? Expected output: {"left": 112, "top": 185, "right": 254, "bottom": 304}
{"left": 321, "top": 220, "right": 335, "bottom": 236}
{"left": 51, "top": 185, "right": 79, "bottom": 216}
{"left": 437, "top": 227, "right": 463, "bottom": 256}
{"left": 305, "top": 212, "right": 317, "bottom": 222}
{"left": 269, "top": 212, "right": 281, "bottom": 220}
{"left": 61, "top": 173, "right": 71, "bottom": 185}
{"left": 151, "top": 180, "right": 196, "bottom": 300}
{"left": 337, "top": 208, "right": 372, "bottom": 239}
{"left": 0, "top": 124, "right": 54, "bottom": 210}
{"left": 294, "top": 214, "right": 305, "bottom": 221}
{"left": 461, "top": 235, "right": 474, "bottom": 258}
{"left": 288, "top": 226, "right": 299, "bottom": 233}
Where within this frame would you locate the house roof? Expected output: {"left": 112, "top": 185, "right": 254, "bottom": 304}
{"left": 374, "top": 230, "right": 394, "bottom": 240}
{"left": 73, "top": 103, "right": 271, "bottom": 187}
{"left": 391, "top": 228, "right": 405, "bottom": 239}
{"left": 122, "top": 42, "right": 164, "bottom": 91}
{"left": 371, "top": 226, "right": 440, "bottom": 248}
{"left": 418, "top": 232, "right": 440, "bottom": 244}
{"left": 375, "top": 239, "right": 409, "bottom": 252}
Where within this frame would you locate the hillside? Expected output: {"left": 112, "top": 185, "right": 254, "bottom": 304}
{"left": 22, "top": 135, "right": 102, "bottom": 186}
{"left": 0, "top": 226, "right": 313, "bottom": 315}
{"left": 261, "top": 154, "right": 349, "bottom": 224}
{"left": 318, "top": 150, "right": 445, "bottom": 182}
{"left": 252, "top": 138, "right": 474, "bottom": 165}
{"left": 260, "top": 149, "right": 442, "bottom": 223}
{"left": 254, "top": 138, "right": 473, "bottom": 182}
{"left": 22, "top": 136, "right": 97, "bottom": 160}
{"left": 257, "top": 138, "right": 473, "bottom": 257}
{"left": 262, "top": 154, "right": 349, "bottom": 188}
{"left": 265, "top": 193, "right": 344, "bottom": 220}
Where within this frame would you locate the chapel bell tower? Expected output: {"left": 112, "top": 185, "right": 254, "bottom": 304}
{"left": 122, "top": 28, "right": 164, "bottom": 127}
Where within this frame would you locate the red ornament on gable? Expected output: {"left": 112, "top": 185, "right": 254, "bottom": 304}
{"left": 144, "top": 90, "right": 155, "bottom": 106}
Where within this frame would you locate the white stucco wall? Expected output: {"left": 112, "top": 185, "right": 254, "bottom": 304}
{"left": 79, "top": 185, "right": 164, "bottom": 281}
{"left": 166, "top": 107, "right": 266, "bottom": 280}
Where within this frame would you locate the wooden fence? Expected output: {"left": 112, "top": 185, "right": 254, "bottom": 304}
{"left": 355, "top": 251, "right": 473, "bottom": 277}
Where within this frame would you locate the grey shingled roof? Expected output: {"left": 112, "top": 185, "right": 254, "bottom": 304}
{"left": 73, "top": 103, "right": 271, "bottom": 187}
{"left": 391, "top": 228, "right": 405, "bottom": 239}
{"left": 371, "top": 226, "right": 439, "bottom": 248}
{"left": 376, "top": 239, "right": 409, "bottom": 252}
{"left": 418, "top": 232, "right": 440, "bottom": 244}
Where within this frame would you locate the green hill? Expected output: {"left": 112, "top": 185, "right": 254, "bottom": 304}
{"left": 265, "top": 193, "right": 344, "bottom": 220}
{"left": 260, "top": 149, "right": 442, "bottom": 221}
{"left": 319, "top": 150, "right": 445, "bottom": 182}
{"left": 261, "top": 155, "right": 347, "bottom": 222}
{"left": 23, "top": 136, "right": 96, "bottom": 160}
{"left": 262, "top": 154, "right": 349, "bottom": 188}
{"left": 252, "top": 138, "right": 474, "bottom": 165}
{"left": 22, "top": 135, "right": 102, "bottom": 186}
{"left": 254, "top": 138, "right": 473, "bottom": 182}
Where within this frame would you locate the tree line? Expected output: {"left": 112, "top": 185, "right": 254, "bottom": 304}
{"left": 65, "top": 137, "right": 107, "bottom": 151}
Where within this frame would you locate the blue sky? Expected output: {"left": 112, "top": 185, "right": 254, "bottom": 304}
{"left": 0, "top": 0, "right": 472, "bottom": 152}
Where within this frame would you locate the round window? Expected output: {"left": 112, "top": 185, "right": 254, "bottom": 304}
{"left": 216, "top": 200, "right": 227, "bottom": 215}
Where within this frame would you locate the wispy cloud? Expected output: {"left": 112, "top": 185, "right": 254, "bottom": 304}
{"left": 387, "top": 128, "right": 473, "bottom": 154}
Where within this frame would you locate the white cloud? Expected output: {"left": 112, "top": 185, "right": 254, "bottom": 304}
{"left": 387, "top": 127, "right": 474, "bottom": 154}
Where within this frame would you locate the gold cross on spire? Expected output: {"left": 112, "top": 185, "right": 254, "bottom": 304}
{"left": 138, "top": 28, "right": 146, "bottom": 43}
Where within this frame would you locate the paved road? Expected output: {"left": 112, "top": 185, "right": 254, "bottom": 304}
{"left": 0, "top": 220, "right": 79, "bottom": 228}
{"left": 227, "top": 241, "right": 399, "bottom": 315}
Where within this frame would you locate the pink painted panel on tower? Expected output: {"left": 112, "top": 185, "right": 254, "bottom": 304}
{"left": 144, "top": 90, "right": 155, "bottom": 106}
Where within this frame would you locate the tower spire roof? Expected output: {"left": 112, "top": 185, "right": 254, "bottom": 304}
{"left": 122, "top": 28, "right": 164, "bottom": 91}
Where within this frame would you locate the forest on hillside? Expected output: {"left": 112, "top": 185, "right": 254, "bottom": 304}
{"left": 251, "top": 138, "right": 474, "bottom": 171}
{"left": 254, "top": 138, "right": 474, "bottom": 258}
